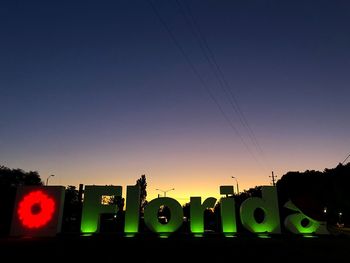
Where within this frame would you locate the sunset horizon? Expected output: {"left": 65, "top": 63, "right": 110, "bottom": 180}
{"left": 1, "top": 0, "right": 349, "bottom": 205}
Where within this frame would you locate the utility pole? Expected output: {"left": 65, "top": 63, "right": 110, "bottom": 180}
{"left": 269, "top": 171, "right": 277, "bottom": 186}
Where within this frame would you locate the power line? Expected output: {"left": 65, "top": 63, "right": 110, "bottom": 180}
{"left": 174, "top": 0, "right": 270, "bottom": 170}
{"left": 147, "top": 0, "right": 261, "bottom": 164}
{"left": 341, "top": 152, "right": 350, "bottom": 165}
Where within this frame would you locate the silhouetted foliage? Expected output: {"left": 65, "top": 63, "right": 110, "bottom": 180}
{"left": 115, "top": 195, "right": 125, "bottom": 232}
{"left": 214, "top": 202, "right": 221, "bottom": 232}
{"left": 0, "top": 165, "right": 42, "bottom": 187}
{"left": 181, "top": 202, "right": 217, "bottom": 233}
{"left": 183, "top": 202, "right": 190, "bottom": 220}
{"left": 239, "top": 186, "right": 262, "bottom": 199}
{"left": 0, "top": 165, "right": 43, "bottom": 235}
{"left": 277, "top": 163, "right": 350, "bottom": 226}
{"left": 136, "top": 174, "right": 148, "bottom": 213}
{"left": 99, "top": 195, "right": 125, "bottom": 233}
{"left": 115, "top": 196, "right": 125, "bottom": 213}
{"left": 182, "top": 203, "right": 191, "bottom": 232}
{"left": 204, "top": 208, "right": 216, "bottom": 231}
{"left": 62, "top": 186, "right": 82, "bottom": 232}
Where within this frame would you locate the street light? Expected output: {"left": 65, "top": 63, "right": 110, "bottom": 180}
{"left": 231, "top": 177, "right": 239, "bottom": 195}
{"left": 46, "top": 174, "right": 55, "bottom": 186}
{"left": 337, "top": 212, "right": 344, "bottom": 228}
{"left": 156, "top": 188, "right": 175, "bottom": 197}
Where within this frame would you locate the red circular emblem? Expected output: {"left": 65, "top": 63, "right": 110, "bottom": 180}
{"left": 17, "top": 190, "right": 56, "bottom": 228}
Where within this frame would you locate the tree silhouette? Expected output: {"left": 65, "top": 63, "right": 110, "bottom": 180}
{"left": 183, "top": 202, "right": 190, "bottom": 220}
{"left": 0, "top": 165, "right": 43, "bottom": 235}
{"left": 115, "top": 195, "right": 125, "bottom": 232}
{"left": 277, "top": 163, "right": 350, "bottom": 227}
{"left": 136, "top": 174, "right": 148, "bottom": 213}
{"left": 62, "top": 186, "right": 82, "bottom": 232}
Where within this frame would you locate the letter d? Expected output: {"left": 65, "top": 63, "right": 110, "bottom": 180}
{"left": 240, "top": 186, "right": 281, "bottom": 234}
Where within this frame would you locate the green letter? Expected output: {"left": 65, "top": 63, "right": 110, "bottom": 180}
{"left": 81, "top": 185, "right": 122, "bottom": 233}
{"left": 220, "top": 186, "right": 237, "bottom": 235}
{"left": 240, "top": 186, "right": 281, "bottom": 234}
{"left": 284, "top": 200, "right": 329, "bottom": 235}
{"left": 144, "top": 197, "right": 183, "bottom": 234}
{"left": 190, "top": 197, "right": 217, "bottom": 234}
{"left": 124, "top": 185, "right": 140, "bottom": 235}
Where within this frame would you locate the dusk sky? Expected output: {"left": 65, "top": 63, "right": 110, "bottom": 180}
{"left": 1, "top": 0, "right": 350, "bottom": 202}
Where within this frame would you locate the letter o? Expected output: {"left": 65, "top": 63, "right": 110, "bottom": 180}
{"left": 144, "top": 197, "right": 183, "bottom": 234}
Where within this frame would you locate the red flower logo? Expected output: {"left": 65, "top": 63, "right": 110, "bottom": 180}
{"left": 17, "top": 190, "right": 56, "bottom": 228}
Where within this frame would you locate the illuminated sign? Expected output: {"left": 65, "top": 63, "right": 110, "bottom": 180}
{"left": 11, "top": 185, "right": 329, "bottom": 237}
{"left": 11, "top": 186, "right": 65, "bottom": 237}
{"left": 17, "top": 190, "right": 56, "bottom": 228}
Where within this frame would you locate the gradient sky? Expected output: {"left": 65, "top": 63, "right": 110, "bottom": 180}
{"left": 1, "top": 0, "right": 350, "bottom": 202}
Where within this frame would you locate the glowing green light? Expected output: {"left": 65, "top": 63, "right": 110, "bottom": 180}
{"left": 284, "top": 200, "right": 329, "bottom": 235}
{"left": 81, "top": 185, "right": 122, "bottom": 233}
{"left": 190, "top": 197, "right": 217, "bottom": 233}
{"left": 124, "top": 185, "right": 140, "bottom": 234}
{"left": 257, "top": 233, "right": 271, "bottom": 238}
{"left": 80, "top": 222, "right": 98, "bottom": 234}
{"left": 303, "top": 234, "right": 318, "bottom": 238}
{"left": 144, "top": 197, "right": 183, "bottom": 234}
{"left": 240, "top": 186, "right": 281, "bottom": 234}
{"left": 221, "top": 197, "right": 237, "bottom": 234}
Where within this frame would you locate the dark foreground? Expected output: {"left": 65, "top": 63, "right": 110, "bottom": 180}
{"left": 1, "top": 234, "right": 349, "bottom": 262}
